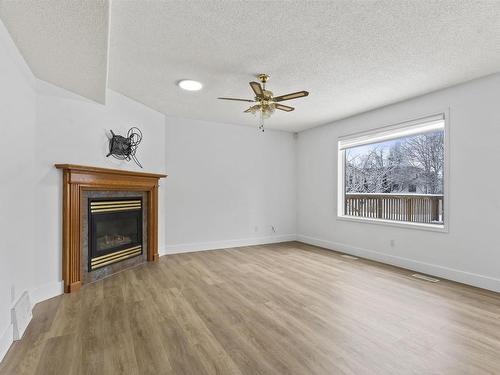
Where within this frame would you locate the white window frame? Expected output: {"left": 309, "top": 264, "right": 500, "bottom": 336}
{"left": 337, "top": 111, "right": 450, "bottom": 232}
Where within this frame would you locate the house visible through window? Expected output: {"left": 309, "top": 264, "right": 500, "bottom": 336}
{"left": 338, "top": 115, "right": 445, "bottom": 227}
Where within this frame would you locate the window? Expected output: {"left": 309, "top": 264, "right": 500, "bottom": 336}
{"left": 338, "top": 114, "right": 446, "bottom": 228}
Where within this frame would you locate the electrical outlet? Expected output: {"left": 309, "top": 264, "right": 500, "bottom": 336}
{"left": 254, "top": 226, "right": 259, "bottom": 232}
{"left": 390, "top": 239, "right": 395, "bottom": 247}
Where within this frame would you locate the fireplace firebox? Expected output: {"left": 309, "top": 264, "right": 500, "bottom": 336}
{"left": 88, "top": 198, "right": 143, "bottom": 271}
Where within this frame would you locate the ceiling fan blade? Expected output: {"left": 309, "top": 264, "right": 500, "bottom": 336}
{"left": 275, "top": 104, "right": 295, "bottom": 112}
{"left": 273, "top": 90, "right": 309, "bottom": 102}
{"left": 249, "top": 81, "right": 264, "bottom": 97}
{"left": 218, "top": 97, "right": 255, "bottom": 102}
{"left": 244, "top": 105, "right": 260, "bottom": 113}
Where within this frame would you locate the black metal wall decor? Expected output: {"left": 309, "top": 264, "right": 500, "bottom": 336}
{"left": 106, "top": 127, "right": 143, "bottom": 168}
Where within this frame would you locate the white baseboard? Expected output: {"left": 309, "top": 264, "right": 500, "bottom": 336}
{"left": 30, "top": 281, "right": 64, "bottom": 306}
{"left": 297, "top": 235, "right": 500, "bottom": 293}
{"left": 0, "top": 324, "right": 13, "bottom": 363}
{"left": 161, "top": 234, "right": 297, "bottom": 255}
{"left": 11, "top": 291, "right": 32, "bottom": 341}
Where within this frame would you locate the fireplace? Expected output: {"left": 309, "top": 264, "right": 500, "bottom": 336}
{"left": 55, "top": 164, "right": 166, "bottom": 292}
{"left": 88, "top": 198, "right": 143, "bottom": 271}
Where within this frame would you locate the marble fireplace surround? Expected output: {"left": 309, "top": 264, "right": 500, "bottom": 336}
{"left": 55, "top": 164, "right": 167, "bottom": 293}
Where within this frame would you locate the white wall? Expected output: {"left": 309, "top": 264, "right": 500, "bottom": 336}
{"left": 0, "top": 15, "right": 299, "bottom": 362}
{"left": 2, "top": 11, "right": 500, "bottom": 363}
{"left": 164, "top": 117, "right": 296, "bottom": 253}
{"left": 297, "top": 73, "right": 500, "bottom": 292}
{"left": 0, "top": 19, "right": 37, "bottom": 360}
{"left": 34, "top": 81, "right": 167, "bottom": 295}
{"left": 1, "top": 17, "right": 169, "bottom": 358}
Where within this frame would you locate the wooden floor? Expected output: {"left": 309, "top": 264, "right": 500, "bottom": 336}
{"left": 2, "top": 242, "right": 500, "bottom": 375}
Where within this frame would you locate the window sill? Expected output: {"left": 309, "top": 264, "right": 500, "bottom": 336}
{"left": 336, "top": 215, "right": 448, "bottom": 233}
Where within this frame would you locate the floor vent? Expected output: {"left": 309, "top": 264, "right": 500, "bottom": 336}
{"left": 412, "top": 274, "right": 440, "bottom": 283}
{"left": 341, "top": 254, "right": 358, "bottom": 260}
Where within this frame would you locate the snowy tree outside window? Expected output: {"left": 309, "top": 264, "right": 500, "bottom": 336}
{"left": 345, "top": 131, "right": 444, "bottom": 194}
{"left": 339, "top": 116, "right": 446, "bottom": 227}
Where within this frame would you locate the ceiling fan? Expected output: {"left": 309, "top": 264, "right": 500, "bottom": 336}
{"left": 218, "top": 74, "right": 309, "bottom": 132}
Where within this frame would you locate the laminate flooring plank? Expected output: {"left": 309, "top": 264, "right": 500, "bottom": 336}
{"left": 2, "top": 242, "right": 500, "bottom": 375}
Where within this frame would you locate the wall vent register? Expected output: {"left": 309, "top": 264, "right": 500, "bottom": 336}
{"left": 88, "top": 198, "right": 143, "bottom": 271}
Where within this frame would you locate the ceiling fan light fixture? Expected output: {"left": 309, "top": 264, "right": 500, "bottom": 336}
{"left": 217, "top": 74, "right": 309, "bottom": 132}
{"left": 178, "top": 79, "right": 203, "bottom": 91}
{"left": 262, "top": 111, "right": 273, "bottom": 120}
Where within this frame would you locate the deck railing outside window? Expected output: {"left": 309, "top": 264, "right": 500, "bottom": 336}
{"left": 345, "top": 193, "right": 443, "bottom": 224}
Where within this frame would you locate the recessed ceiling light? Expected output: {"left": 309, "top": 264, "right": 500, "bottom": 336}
{"left": 178, "top": 79, "right": 203, "bottom": 91}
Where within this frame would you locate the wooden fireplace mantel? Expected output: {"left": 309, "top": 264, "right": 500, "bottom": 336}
{"left": 55, "top": 164, "right": 167, "bottom": 293}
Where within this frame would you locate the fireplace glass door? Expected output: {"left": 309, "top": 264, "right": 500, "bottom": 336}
{"left": 88, "top": 198, "right": 143, "bottom": 270}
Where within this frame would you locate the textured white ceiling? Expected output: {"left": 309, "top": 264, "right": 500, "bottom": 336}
{"left": 2, "top": 1, "right": 500, "bottom": 131}
{"left": 108, "top": 0, "right": 500, "bottom": 131}
{"left": 0, "top": 0, "right": 109, "bottom": 103}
